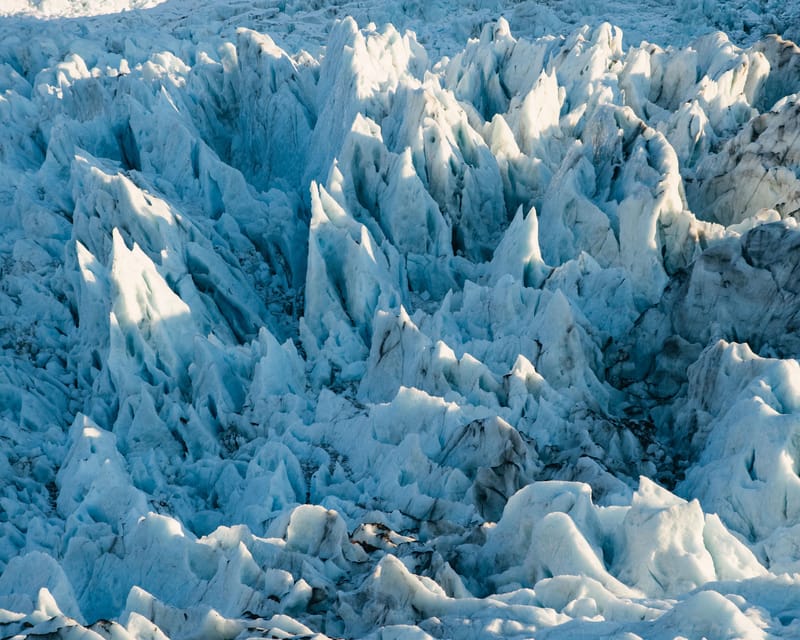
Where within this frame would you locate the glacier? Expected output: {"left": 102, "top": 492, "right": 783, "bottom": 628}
{"left": 1, "top": 0, "right": 800, "bottom": 638}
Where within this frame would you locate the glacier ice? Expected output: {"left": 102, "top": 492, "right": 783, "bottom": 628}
{"left": 1, "top": 1, "right": 800, "bottom": 639}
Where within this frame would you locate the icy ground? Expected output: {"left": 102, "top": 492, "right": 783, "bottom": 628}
{"left": 1, "top": 0, "right": 800, "bottom": 638}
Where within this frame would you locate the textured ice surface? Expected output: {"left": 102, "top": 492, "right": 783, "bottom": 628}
{"left": 1, "top": 1, "right": 800, "bottom": 639}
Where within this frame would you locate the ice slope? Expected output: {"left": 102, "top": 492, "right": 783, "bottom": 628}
{"left": 1, "top": 1, "right": 800, "bottom": 639}
{"left": 3, "top": 0, "right": 800, "bottom": 57}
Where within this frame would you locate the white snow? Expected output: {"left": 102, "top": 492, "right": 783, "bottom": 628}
{"left": 1, "top": 0, "right": 800, "bottom": 639}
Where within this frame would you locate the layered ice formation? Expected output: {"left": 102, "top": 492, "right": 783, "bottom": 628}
{"left": 1, "top": 1, "right": 800, "bottom": 638}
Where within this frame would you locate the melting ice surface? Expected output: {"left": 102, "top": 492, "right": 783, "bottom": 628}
{"left": 1, "top": 0, "right": 800, "bottom": 638}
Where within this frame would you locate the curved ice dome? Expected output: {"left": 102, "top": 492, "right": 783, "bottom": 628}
{"left": 1, "top": 2, "right": 800, "bottom": 639}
